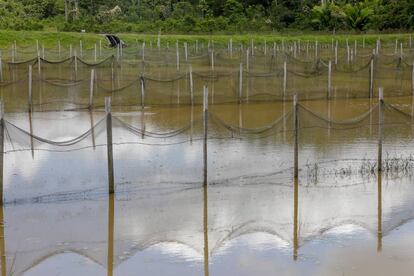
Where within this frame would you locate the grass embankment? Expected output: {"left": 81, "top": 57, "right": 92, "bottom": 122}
{"left": 0, "top": 29, "right": 412, "bottom": 48}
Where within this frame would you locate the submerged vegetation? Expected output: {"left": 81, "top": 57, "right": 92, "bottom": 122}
{"left": 0, "top": 1, "right": 413, "bottom": 33}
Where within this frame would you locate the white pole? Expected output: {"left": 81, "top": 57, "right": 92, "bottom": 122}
{"left": 211, "top": 50, "right": 214, "bottom": 71}
{"left": 142, "top": 42, "right": 145, "bottom": 61}
{"left": 184, "top": 42, "right": 188, "bottom": 62}
{"left": 176, "top": 41, "right": 180, "bottom": 71}
{"left": 378, "top": 87, "right": 383, "bottom": 173}
{"left": 246, "top": 49, "right": 249, "bottom": 72}
{"left": 412, "top": 60, "right": 414, "bottom": 95}
{"left": 80, "top": 40, "right": 83, "bottom": 58}
{"left": 99, "top": 39, "right": 102, "bottom": 57}
{"left": 94, "top": 44, "right": 97, "bottom": 62}
{"left": 28, "top": 65, "right": 33, "bottom": 112}
{"left": 89, "top": 69, "right": 95, "bottom": 109}
{"left": 328, "top": 60, "right": 332, "bottom": 99}
{"left": 58, "top": 40, "right": 61, "bottom": 58}
{"left": 335, "top": 41, "right": 338, "bottom": 65}
{"left": 189, "top": 65, "right": 194, "bottom": 105}
{"left": 239, "top": 63, "right": 243, "bottom": 103}
{"left": 283, "top": 61, "right": 287, "bottom": 98}
{"left": 230, "top": 38, "right": 233, "bottom": 58}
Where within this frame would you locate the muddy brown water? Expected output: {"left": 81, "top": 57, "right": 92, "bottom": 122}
{"left": 1, "top": 46, "right": 414, "bottom": 275}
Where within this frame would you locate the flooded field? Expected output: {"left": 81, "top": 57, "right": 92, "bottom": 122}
{"left": 1, "top": 39, "right": 414, "bottom": 275}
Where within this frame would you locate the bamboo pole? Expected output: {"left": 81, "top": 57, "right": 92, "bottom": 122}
{"left": 105, "top": 97, "right": 114, "bottom": 194}
{"left": 203, "top": 86, "right": 208, "bottom": 186}
{"left": 89, "top": 69, "right": 95, "bottom": 109}
{"left": 239, "top": 63, "right": 243, "bottom": 103}
{"left": 28, "top": 65, "right": 33, "bottom": 112}
{"left": 293, "top": 95, "right": 299, "bottom": 179}
{"left": 370, "top": 58, "right": 374, "bottom": 98}
{"left": 176, "top": 41, "right": 180, "bottom": 71}
{"left": 140, "top": 75, "right": 145, "bottom": 109}
{"left": 189, "top": 65, "right": 194, "bottom": 105}
{"left": 328, "top": 60, "right": 332, "bottom": 99}
{"left": 0, "top": 102, "right": 3, "bottom": 205}
{"left": 283, "top": 61, "right": 287, "bottom": 98}
{"left": 378, "top": 88, "right": 384, "bottom": 173}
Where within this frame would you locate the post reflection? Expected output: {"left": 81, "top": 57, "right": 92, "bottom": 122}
{"left": 293, "top": 177, "right": 299, "bottom": 260}
{"left": 28, "top": 111, "right": 34, "bottom": 158}
{"left": 0, "top": 205, "right": 5, "bottom": 276}
{"left": 89, "top": 110, "right": 96, "bottom": 149}
{"left": 377, "top": 172, "right": 382, "bottom": 253}
{"left": 107, "top": 193, "right": 115, "bottom": 276}
{"left": 203, "top": 183, "right": 209, "bottom": 276}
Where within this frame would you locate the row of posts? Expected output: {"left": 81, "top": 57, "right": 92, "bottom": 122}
{"left": 24, "top": 55, "right": 414, "bottom": 112}
{"left": 0, "top": 84, "right": 387, "bottom": 204}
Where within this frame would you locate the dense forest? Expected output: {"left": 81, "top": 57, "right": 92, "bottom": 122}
{"left": 0, "top": 0, "right": 413, "bottom": 33}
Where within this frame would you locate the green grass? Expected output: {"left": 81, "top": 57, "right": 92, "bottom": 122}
{"left": 0, "top": 29, "right": 412, "bottom": 49}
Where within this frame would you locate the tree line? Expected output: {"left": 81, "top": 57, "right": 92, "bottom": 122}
{"left": 0, "top": 0, "right": 412, "bottom": 33}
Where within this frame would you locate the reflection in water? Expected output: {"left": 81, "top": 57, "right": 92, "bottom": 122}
{"left": 377, "top": 172, "right": 382, "bottom": 253}
{"left": 107, "top": 194, "right": 114, "bottom": 276}
{"left": 293, "top": 177, "right": 298, "bottom": 261}
{"left": 203, "top": 184, "right": 209, "bottom": 276}
{"left": 0, "top": 205, "right": 6, "bottom": 276}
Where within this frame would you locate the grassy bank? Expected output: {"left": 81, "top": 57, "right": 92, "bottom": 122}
{"left": 0, "top": 30, "right": 412, "bottom": 48}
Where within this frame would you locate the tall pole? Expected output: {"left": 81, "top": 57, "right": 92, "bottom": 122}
{"left": 378, "top": 88, "right": 383, "bottom": 173}
{"left": 293, "top": 95, "right": 299, "bottom": 179}
{"left": 203, "top": 86, "right": 208, "bottom": 186}
{"left": 89, "top": 69, "right": 95, "bottom": 109}
{"left": 105, "top": 97, "right": 114, "bottom": 194}
{"left": 0, "top": 102, "right": 4, "bottom": 205}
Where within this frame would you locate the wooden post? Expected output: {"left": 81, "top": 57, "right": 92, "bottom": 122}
{"left": 74, "top": 50, "right": 78, "bottom": 80}
{"left": 196, "top": 40, "right": 198, "bottom": 53}
{"left": 239, "top": 63, "right": 243, "bottom": 103}
{"left": 89, "top": 69, "right": 95, "bottom": 109}
{"left": 335, "top": 41, "right": 338, "bottom": 65}
{"left": 184, "top": 42, "right": 188, "bottom": 62}
{"left": 105, "top": 97, "right": 114, "bottom": 194}
{"left": 230, "top": 38, "right": 233, "bottom": 58}
{"left": 0, "top": 56, "right": 2, "bottom": 82}
{"left": 28, "top": 65, "right": 33, "bottom": 112}
{"left": 315, "top": 40, "right": 318, "bottom": 60}
{"left": 203, "top": 86, "right": 208, "bottom": 186}
{"left": 211, "top": 50, "right": 214, "bottom": 71}
{"left": 412, "top": 61, "right": 414, "bottom": 95}
{"left": 142, "top": 42, "right": 145, "bottom": 62}
{"left": 189, "top": 65, "right": 194, "bottom": 105}
{"left": 58, "top": 40, "right": 61, "bottom": 58}
{"left": 246, "top": 49, "right": 250, "bottom": 72}
{"left": 378, "top": 88, "right": 383, "bottom": 173}
{"left": 328, "top": 60, "right": 332, "bottom": 99}
{"left": 11, "top": 43, "right": 14, "bottom": 63}
{"left": 42, "top": 44, "right": 45, "bottom": 59}
{"left": 140, "top": 75, "right": 145, "bottom": 109}
{"left": 293, "top": 95, "right": 299, "bottom": 179}
{"left": 400, "top": 43, "right": 403, "bottom": 59}
{"left": 0, "top": 101, "right": 3, "bottom": 205}
{"left": 283, "top": 61, "right": 287, "bottom": 98}
{"left": 36, "top": 40, "right": 39, "bottom": 55}
{"left": 69, "top": 44, "right": 72, "bottom": 57}
{"left": 99, "top": 39, "right": 102, "bottom": 57}
{"left": 370, "top": 58, "right": 374, "bottom": 98}
{"left": 80, "top": 40, "right": 83, "bottom": 58}
{"left": 37, "top": 51, "right": 41, "bottom": 77}
{"left": 94, "top": 44, "right": 97, "bottom": 62}
{"left": 176, "top": 41, "right": 180, "bottom": 71}
{"left": 395, "top": 39, "right": 398, "bottom": 54}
